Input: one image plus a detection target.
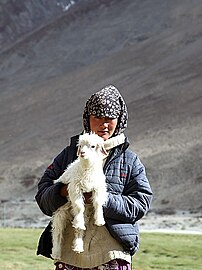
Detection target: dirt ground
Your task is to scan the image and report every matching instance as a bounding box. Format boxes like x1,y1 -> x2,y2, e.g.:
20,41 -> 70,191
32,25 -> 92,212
0,200 -> 201,234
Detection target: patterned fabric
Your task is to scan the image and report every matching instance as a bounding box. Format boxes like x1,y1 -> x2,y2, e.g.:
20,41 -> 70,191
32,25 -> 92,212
83,85 -> 128,136
55,259 -> 131,270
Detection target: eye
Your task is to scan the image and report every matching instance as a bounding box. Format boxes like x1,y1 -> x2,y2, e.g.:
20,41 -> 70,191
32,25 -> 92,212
91,145 -> 95,148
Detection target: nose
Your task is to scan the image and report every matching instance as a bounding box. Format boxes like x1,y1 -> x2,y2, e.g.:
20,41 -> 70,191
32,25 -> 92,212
102,122 -> 108,127
100,118 -> 109,127
80,151 -> 85,157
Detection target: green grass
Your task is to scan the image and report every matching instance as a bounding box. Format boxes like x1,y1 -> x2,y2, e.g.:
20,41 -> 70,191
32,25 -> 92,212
0,228 -> 52,270
0,228 -> 201,270
135,232 -> 202,270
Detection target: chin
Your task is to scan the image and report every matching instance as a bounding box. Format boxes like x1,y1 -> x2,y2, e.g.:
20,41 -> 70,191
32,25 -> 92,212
100,134 -> 109,141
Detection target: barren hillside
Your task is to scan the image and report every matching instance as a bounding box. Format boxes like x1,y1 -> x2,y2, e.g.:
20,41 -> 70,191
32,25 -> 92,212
0,0 -> 202,226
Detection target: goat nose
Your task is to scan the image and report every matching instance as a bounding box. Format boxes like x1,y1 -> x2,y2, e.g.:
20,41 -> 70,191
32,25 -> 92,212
80,151 -> 85,157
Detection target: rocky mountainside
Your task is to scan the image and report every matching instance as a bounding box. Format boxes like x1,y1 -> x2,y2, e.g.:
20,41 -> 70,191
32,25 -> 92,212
0,0 -> 80,53
0,0 -> 202,226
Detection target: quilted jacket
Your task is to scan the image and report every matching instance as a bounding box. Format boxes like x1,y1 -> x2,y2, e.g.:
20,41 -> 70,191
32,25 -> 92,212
35,134 -> 153,256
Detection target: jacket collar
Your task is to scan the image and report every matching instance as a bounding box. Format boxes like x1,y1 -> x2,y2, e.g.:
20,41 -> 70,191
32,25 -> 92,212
103,136 -> 129,171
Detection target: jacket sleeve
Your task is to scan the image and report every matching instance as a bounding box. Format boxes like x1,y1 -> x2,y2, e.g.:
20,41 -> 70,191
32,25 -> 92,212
103,154 -> 152,224
35,149 -> 68,217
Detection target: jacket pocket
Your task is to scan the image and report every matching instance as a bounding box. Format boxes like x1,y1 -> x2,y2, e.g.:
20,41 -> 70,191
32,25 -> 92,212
105,218 -> 140,255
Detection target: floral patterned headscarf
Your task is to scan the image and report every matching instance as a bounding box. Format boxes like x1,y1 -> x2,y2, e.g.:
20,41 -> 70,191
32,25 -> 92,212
83,85 -> 128,136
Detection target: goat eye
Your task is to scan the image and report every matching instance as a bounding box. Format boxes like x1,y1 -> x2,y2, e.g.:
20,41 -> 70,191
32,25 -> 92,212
91,145 -> 95,148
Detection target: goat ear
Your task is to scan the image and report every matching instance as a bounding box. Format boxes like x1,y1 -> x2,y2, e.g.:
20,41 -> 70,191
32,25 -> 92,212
101,145 -> 108,156
77,146 -> 80,156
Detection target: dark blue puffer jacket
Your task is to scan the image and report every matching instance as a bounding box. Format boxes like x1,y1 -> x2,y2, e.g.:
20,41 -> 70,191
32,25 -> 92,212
35,134 -> 153,257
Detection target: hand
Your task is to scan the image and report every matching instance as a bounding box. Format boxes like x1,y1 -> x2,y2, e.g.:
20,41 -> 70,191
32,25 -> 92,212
83,192 -> 92,204
60,184 -> 68,197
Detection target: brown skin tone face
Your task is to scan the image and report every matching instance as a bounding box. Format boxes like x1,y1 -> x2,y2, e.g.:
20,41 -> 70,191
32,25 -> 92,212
89,115 -> 118,141
60,115 -> 118,202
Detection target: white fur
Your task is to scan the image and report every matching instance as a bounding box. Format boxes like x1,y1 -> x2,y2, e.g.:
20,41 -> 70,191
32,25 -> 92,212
52,133 -> 107,255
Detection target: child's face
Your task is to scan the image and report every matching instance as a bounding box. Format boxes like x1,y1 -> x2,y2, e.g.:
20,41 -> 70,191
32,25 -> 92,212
89,115 -> 118,141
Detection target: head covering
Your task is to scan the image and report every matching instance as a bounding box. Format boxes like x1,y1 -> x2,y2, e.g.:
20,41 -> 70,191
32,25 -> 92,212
83,85 -> 128,136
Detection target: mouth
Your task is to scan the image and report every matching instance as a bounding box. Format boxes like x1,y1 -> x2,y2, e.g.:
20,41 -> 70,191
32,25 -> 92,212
79,152 -> 86,158
98,130 -> 109,134
80,154 -> 87,159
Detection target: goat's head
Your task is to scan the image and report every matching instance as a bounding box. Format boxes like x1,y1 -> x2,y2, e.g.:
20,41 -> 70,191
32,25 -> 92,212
77,133 -> 107,161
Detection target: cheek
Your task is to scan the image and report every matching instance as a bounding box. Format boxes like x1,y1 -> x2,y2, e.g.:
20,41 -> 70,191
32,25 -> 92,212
90,120 -> 98,131
111,126 -> 116,133
110,122 -> 118,131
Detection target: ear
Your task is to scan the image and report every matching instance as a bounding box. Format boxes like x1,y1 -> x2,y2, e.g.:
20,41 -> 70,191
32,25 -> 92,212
101,145 -> 108,156
77,146 -> 81,156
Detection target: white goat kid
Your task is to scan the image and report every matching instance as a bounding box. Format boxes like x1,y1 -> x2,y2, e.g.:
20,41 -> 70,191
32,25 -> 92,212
52,133 -> 107,254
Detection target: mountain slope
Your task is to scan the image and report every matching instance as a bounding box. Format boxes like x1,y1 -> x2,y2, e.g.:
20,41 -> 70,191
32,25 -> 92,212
0,0 -> 202,216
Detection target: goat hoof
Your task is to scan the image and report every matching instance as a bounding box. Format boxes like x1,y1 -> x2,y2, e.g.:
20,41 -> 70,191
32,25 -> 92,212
95,219 -> 105,226
73,248 -> 84,253
73,240 -> 84,253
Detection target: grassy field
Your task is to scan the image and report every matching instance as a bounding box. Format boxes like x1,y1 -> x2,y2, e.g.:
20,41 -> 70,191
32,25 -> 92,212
0,228 -> 201,270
